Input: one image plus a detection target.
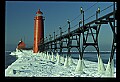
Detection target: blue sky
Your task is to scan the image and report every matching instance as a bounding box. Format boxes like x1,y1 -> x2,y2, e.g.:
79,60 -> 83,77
5,1 -> 116,51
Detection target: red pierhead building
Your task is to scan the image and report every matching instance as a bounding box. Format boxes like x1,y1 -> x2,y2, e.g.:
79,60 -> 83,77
17,39 -> 26,49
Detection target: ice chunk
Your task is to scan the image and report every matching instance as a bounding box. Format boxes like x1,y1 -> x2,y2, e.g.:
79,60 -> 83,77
64,56 -> 69,67
75,59 -> 84,73
51,52 -> 54,62
68,56 -> 75,65
56,53 -> 60,65
105,58 -> 114,77
97,55 -> 105,74
60,56 -> 65,64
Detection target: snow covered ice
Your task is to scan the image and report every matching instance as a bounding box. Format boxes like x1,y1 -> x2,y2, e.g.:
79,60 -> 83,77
5,50 -> 116,77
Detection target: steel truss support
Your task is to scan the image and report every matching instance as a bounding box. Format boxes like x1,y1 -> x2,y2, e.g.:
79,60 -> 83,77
81,24 -> 101,59
66,27 -> 81,58
108,2 -> 117,63
108,18 -> 117,63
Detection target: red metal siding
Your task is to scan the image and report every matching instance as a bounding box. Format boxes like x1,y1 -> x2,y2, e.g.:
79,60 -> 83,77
17,41 -> 26,49
33,9 -> 44,53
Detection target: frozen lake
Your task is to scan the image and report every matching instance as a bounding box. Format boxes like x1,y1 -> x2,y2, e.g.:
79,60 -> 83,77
5,50 -> 116,77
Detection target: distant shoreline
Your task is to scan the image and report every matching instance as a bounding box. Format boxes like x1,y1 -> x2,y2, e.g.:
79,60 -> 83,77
5,50 -> 115,54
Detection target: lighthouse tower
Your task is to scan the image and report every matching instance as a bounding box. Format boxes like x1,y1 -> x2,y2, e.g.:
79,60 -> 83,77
33,9 -> 44,53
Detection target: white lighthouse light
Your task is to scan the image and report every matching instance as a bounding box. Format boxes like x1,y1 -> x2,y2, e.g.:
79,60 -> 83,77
36,13 -> 42,16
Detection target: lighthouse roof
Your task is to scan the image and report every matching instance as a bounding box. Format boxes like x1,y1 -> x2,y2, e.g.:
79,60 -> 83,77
36,9 -> 43,15
18,40 -> 25,46
17,40 -> 26,49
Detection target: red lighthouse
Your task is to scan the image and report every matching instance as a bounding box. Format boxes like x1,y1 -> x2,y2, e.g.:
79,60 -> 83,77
33,9 -> 44,53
